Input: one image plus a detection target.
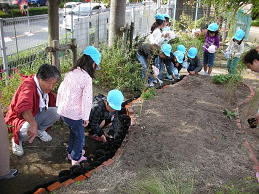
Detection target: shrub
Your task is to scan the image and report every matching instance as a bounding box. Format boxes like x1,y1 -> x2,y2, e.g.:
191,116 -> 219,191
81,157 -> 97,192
212,74 -> 243,85
251,20 -> 259,27
95,41 -> 144,94
0,73 -> 21,112
0,7 -> 48,18
141,87 -> 156,100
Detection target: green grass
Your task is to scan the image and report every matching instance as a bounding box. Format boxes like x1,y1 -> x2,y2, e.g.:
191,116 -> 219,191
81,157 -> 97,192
141,87 -> 156,100
0,7 -> 48,18
128,168 -> 194,194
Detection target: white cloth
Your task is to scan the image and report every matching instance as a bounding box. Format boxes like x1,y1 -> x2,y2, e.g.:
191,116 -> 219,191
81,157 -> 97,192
147,28 -> 165,45
226,40 -> 244,58
34,76 -> 49,111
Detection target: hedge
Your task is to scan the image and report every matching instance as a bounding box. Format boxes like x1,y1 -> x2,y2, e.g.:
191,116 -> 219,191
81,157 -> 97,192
0,7 -> 48,18
251,20 -> 259,27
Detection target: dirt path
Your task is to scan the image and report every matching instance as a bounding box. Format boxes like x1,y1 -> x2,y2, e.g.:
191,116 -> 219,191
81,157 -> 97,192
57,75 -> 259,194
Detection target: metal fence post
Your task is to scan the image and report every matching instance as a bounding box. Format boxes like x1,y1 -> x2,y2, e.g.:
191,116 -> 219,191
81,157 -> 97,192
0,18 -> 9,79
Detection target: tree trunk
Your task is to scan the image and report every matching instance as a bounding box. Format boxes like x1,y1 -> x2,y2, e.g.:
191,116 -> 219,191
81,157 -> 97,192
108,0 -> 126,46
48,0 -> 60,68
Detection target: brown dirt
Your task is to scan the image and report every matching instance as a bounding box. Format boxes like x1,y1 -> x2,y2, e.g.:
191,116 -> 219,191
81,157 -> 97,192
57,75 -> 259,194
1,74 -> 259,194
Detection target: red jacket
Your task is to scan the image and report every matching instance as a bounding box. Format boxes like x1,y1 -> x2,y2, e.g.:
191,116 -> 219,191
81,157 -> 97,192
4,75 -> 56,144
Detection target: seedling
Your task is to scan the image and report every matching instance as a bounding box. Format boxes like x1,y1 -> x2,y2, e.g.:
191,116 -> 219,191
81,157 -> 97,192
223,108 -> 237,119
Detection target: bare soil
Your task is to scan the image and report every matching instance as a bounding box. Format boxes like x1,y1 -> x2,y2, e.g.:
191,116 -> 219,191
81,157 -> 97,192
1,74 -> 259,194
57,75 -> 259,194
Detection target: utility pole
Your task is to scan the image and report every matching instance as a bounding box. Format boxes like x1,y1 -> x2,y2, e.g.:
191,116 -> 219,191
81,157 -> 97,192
48,0 -> 60,68
108,0 -> 126,46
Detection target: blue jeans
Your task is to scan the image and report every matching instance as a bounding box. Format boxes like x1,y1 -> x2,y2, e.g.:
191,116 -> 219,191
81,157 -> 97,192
63,117 -> 85,161
136,53 -> 148,78
203,51 -> 215,67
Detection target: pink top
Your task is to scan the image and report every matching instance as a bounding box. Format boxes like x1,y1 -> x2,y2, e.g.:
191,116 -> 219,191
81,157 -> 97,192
56,67 -> 93,121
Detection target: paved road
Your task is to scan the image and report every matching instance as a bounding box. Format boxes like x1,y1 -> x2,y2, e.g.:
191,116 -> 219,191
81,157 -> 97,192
1,3 -> 146,56
248,26 -> 259,43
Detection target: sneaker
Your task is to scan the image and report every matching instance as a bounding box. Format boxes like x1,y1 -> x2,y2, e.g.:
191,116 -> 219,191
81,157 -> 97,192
71,156 -> 87,166
153,79 -> 158,84
0,169 -> 18,180
12,138 -> 24,156
38,130 -> 52,142
67,150 -> 86,161
148,82 -> 154,87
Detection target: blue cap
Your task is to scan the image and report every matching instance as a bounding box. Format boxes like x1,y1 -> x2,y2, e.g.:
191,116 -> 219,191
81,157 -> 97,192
173,51 -> 184,63
161,43 -> 172,57
187,47 -> 198,59
177,45 -> 186,53
207,23 -> 219,32
155,14 -> 165,21
83,46 -> 101,67
233,29 -> 245,41
107,89 -> 124,111
163,14 -> 170,19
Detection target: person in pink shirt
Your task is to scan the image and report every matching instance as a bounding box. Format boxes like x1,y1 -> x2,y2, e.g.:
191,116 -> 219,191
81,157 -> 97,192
56,46 -> 101,165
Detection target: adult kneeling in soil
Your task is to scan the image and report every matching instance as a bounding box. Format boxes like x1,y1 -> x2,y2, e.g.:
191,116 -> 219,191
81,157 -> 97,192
5,64 -> 61,156
57,46 -> 101,165
88,89 -> 124,143
243,47 -> 259,126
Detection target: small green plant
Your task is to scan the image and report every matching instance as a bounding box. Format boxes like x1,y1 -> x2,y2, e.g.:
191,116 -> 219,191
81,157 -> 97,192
223,108 -> 237,119
141,87 -> 156,100
212,74 -> 242,85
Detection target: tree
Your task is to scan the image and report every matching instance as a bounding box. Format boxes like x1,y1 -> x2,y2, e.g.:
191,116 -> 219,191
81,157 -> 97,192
108,0 -> 126,46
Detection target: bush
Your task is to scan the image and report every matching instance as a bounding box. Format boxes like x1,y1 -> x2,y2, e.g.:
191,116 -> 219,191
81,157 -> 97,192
0,7 -> 48,18
212,74 -> 243,84
251,20 -> 259,27
95,41 -> 144,94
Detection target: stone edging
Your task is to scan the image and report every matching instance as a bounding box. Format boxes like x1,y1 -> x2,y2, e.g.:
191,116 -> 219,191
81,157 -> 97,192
33,76 -> 190,194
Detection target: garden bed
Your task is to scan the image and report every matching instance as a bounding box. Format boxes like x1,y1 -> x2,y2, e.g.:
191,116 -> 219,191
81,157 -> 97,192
57,75 -> 259,193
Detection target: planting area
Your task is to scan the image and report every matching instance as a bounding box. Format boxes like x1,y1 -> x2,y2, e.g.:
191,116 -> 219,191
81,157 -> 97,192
1,74 -> 259,193
57,75 -> 259,193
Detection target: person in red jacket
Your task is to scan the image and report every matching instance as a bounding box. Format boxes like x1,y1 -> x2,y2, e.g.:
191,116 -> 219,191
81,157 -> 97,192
5,64 -> 61,156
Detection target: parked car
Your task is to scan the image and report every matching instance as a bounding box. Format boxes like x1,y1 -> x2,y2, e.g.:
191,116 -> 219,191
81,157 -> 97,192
142,0 -> 155,6
63,2 -> 81,14
63,2 -> 106,30
27,0 -> 47,7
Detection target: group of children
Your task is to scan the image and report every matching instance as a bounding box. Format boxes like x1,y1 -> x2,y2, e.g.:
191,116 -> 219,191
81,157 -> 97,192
56,46 -> 124,165
137,13 -> 247,86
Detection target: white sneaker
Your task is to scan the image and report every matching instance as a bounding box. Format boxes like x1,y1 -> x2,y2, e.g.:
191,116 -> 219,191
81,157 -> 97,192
12,138 -> 24,156
38,130 -> 52,142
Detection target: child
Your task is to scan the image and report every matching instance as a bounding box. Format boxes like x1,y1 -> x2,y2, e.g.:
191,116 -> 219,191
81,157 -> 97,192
57,46 -> 101,165
225,29 -> 245,74
176,44 -> 186,54
88,89 -> 124,142
148,14 -> 169,45
149,43 -> 172,86
136,43 -> 159,79
203,23 -> 220,75
186,47 -> 202,75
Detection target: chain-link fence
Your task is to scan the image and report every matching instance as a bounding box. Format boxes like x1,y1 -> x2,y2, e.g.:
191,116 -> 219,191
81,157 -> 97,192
0,2 -> 252,76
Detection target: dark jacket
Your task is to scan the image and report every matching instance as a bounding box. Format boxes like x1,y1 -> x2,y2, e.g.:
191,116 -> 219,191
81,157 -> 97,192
88,95 -> 115,136
187,56 -> 202,72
